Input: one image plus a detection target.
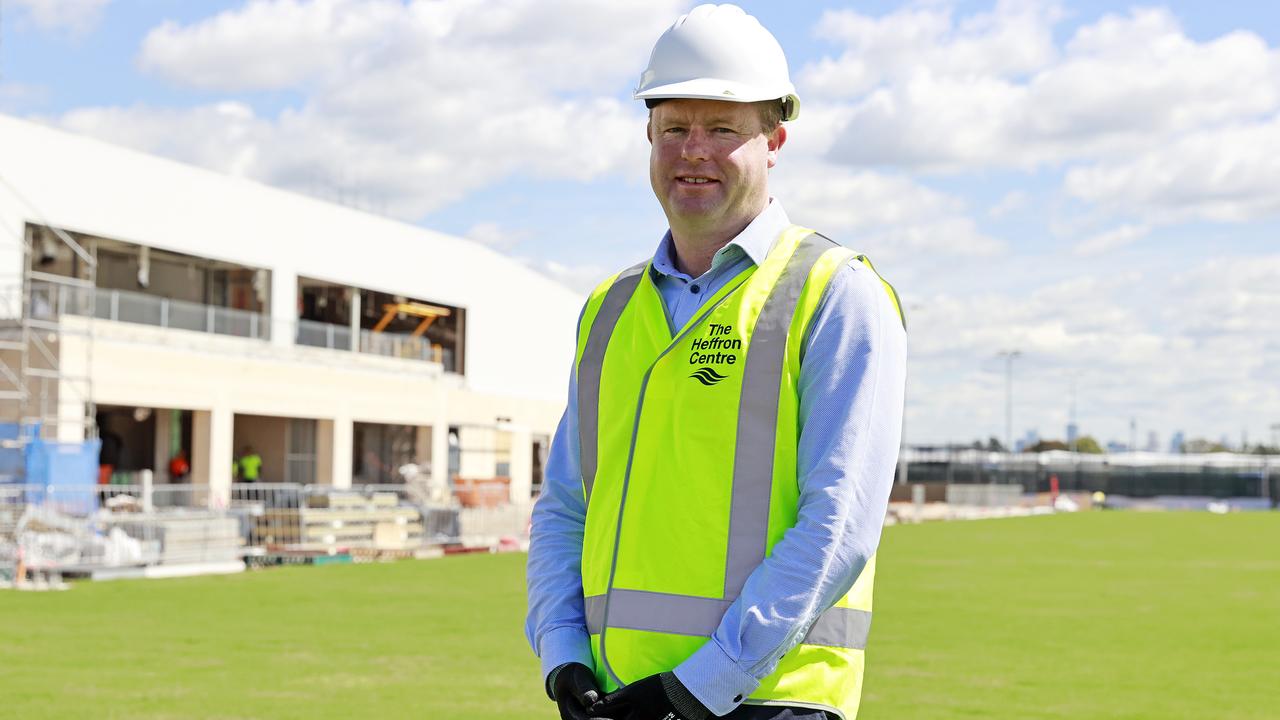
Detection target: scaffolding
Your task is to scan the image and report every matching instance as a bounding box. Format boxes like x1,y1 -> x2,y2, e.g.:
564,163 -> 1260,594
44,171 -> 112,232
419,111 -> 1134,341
0,180 -> 97,463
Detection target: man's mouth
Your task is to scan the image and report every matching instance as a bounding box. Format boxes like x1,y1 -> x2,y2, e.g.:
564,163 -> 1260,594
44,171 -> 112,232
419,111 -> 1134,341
677,176 -> 718,185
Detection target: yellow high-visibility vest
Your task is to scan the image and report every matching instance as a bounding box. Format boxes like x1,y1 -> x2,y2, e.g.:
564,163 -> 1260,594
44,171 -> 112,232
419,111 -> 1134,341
574,225 -> 903,718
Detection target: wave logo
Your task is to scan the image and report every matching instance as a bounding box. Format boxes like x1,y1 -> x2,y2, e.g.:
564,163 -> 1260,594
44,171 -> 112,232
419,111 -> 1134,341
688,367 -> 729,386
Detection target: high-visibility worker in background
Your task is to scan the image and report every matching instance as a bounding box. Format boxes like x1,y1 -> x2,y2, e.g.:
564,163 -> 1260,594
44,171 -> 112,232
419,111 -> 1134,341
525,5 -> 907,720
237,446 -> 262,483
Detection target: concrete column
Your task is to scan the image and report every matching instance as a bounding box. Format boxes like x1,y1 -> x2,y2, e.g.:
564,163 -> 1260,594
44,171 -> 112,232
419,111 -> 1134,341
458,426 -> 497,478
153,408 -> 171,480
507,425 -> 533,504
55,394 -> 86,443
415,425 -> 433,479
316,418 -> 334,485
349,288 -> 361,352
191,407 -> 233,508
330,415 -> 353,489
431,422 -> 450,490
271,267 -> 297,350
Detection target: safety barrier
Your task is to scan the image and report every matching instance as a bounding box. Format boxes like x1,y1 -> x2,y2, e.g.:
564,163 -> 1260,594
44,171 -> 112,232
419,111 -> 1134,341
0,481 -> 531,584
900,448 -> 1276,500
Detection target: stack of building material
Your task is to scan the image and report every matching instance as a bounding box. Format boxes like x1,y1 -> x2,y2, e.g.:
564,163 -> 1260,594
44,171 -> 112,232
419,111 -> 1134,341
254,491 -> 424,551
108,512 -> 241,565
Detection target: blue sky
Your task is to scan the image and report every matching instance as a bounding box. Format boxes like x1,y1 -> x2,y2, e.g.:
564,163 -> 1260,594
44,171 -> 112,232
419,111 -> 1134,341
2,0 -> 1278,448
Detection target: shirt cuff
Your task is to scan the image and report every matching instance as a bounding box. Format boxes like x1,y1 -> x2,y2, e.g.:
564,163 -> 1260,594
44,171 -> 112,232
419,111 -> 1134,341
538,625 -> 595,687
673,638 -> 761,717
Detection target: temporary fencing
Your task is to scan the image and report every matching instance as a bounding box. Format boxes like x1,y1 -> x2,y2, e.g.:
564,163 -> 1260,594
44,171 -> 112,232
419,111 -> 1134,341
0,480 -> 531,584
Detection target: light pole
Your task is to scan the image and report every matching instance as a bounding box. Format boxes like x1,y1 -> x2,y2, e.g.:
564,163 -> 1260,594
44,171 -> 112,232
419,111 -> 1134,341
1069,374 -> 1079,453
997,350 -> 1021,455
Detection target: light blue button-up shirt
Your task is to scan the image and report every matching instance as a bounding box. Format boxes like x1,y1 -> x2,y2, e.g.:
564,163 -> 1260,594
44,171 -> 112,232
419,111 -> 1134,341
525,199 -> 908,716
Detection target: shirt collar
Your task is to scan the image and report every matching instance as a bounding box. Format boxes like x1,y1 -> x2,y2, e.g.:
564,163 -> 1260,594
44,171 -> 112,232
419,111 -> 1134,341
650,198 -> 792,281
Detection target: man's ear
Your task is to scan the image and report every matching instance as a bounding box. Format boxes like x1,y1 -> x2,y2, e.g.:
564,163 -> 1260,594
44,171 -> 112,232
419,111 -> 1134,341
646,118 -> 653,145
766,125 -> 787,168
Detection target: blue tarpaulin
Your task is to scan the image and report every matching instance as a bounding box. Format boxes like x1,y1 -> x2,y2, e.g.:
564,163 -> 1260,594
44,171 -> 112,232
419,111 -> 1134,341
23,434 -> 102,514
0,422 -> 22,481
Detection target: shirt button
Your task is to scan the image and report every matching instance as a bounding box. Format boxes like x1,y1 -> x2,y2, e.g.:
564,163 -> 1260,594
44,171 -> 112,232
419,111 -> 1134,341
689,284 -> 701,294
733,694 -> 743,702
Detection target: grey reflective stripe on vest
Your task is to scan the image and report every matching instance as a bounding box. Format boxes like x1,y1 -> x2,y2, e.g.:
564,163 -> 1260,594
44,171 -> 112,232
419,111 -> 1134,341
587,590 -> 731,637
723,233 -> 838,598
577,260 -> 647,502
585,592 -> 871,650
804,605 -> 873,649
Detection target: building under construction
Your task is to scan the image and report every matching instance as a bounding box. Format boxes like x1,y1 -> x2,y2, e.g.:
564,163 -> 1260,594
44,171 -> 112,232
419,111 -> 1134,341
0,113 -> 581,508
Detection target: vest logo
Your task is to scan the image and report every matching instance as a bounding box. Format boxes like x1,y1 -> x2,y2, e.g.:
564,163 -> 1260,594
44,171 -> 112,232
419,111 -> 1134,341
689,367 -> 728,386
689,322 -> 741,369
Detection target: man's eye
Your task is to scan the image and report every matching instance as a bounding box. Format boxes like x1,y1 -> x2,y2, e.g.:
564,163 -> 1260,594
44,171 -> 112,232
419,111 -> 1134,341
715,127 -> 736,134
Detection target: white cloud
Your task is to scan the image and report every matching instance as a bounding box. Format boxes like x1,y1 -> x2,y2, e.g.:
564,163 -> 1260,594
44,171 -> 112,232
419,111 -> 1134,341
988,190 -> 1028,219
465,222 -> 527,252
523,259 -> 604,295
1072,223 -> 1149,256
773,162 -> 1004,258
138,0 -> 679,94
138,0 -> 406,91
1165,256 -> 1280,340
1064,116 -> 1280,223
0,83 -> 49,113
904,254 -> 1280,444
10,0 -> 110,34
803,0 -> 1062,99
811,4 -> 1280,176
59,102 -> 271,179
59,0 -> 684,220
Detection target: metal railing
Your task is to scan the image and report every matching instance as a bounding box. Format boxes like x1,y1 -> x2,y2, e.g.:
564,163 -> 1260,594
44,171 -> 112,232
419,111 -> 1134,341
1,481 -> 529,583
360,328 -> 452,365
23,282 -> 459,370
29,282 -> 271,341
295,317 -> 352,350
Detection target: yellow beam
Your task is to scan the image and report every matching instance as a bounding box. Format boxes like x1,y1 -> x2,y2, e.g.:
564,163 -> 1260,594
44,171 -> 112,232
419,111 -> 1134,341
371,302 -> 451,334
410,316 -> 437,339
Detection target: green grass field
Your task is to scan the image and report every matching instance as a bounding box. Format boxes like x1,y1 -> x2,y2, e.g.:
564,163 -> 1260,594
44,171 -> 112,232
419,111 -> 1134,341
2,512 -> 1277,719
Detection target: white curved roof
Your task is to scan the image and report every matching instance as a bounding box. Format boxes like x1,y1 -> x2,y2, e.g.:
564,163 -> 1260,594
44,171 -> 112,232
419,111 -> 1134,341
0,113 -> 584,403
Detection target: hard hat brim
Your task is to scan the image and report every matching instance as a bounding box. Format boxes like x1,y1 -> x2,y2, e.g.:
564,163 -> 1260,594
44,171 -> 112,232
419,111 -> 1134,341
635,78 -> 800,121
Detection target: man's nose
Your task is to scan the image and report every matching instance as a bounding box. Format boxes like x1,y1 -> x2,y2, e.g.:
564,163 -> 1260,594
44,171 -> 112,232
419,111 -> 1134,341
680,128 -> 712,162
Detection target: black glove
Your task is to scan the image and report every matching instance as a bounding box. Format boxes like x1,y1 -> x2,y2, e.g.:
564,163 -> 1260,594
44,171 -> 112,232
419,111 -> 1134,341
549,662 -> 602,720
590,672 -> 710,720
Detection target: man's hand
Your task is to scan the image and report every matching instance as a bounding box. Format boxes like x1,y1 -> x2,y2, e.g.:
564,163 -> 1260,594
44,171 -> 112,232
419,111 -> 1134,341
589,672 -> 710,720
550,662 -> 602,720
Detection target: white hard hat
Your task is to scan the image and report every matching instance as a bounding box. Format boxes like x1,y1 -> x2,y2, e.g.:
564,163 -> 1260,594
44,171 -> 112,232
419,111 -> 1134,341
635,4 -> 800,121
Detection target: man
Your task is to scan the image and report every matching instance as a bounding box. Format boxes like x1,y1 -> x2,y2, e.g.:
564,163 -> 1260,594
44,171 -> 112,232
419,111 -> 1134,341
526,5 -> 906,719
237,446 -> 262,483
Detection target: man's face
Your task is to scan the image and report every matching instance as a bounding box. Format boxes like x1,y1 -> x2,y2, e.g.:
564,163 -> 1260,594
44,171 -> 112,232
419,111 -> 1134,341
648,99 -> 785,237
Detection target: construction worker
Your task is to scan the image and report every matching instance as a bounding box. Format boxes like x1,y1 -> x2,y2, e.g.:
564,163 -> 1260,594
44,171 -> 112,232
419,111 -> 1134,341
526,5 -> 906,720
237,446 -> 262,483
168,449 -> 190,481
